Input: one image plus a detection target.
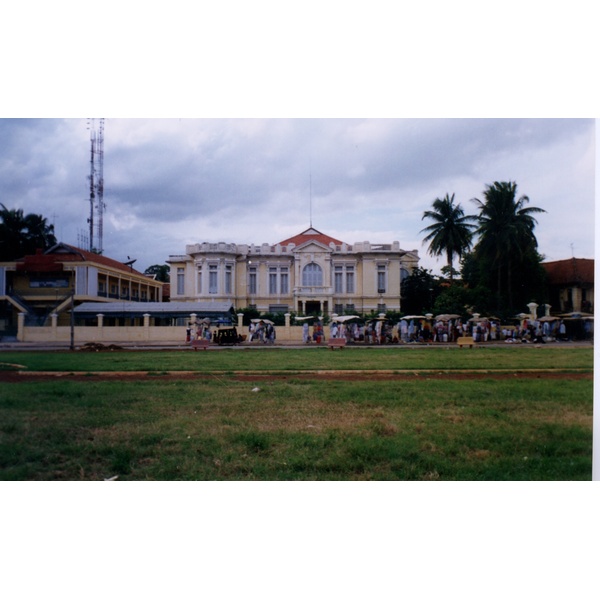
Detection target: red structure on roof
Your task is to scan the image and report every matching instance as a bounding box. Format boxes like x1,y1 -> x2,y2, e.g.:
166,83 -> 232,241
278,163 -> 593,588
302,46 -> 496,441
277,227 -> 345,248
15,243 -> 148,277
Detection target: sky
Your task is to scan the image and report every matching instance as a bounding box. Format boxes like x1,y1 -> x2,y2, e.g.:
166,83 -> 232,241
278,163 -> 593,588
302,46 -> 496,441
0,117 -> 594,275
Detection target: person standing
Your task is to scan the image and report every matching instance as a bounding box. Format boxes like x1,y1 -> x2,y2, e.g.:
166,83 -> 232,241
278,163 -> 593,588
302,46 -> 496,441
559,320 -> 567,340
302,321 -> 310,344
303,321 -> 310,343
408,320 -> 415,342
331,321 -> 339,339
399,319 -> 408,343
265,322 -> 275,344
257,320 -> 265,343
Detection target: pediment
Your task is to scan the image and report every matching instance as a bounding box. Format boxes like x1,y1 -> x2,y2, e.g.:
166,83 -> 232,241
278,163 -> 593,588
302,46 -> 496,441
292,240 -> 333,253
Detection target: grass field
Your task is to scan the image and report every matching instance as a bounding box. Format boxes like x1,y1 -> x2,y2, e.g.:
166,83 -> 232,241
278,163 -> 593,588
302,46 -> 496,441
0,344 -> 593,373
0,346 -> 593,481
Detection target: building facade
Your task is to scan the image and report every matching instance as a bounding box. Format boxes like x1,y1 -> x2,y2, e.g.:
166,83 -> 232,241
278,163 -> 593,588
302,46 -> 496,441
167,228 -> 419,315
0,243 -> 164,336
543,257 -> 594,314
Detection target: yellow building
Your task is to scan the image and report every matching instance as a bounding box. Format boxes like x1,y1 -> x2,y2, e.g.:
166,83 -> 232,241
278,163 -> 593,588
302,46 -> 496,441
167,228 -> 419,315
0,243 -> 164,336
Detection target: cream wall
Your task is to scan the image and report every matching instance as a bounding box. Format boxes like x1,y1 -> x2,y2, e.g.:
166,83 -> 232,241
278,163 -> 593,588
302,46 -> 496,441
168,236 -> 419,314
19,319 -> 315,345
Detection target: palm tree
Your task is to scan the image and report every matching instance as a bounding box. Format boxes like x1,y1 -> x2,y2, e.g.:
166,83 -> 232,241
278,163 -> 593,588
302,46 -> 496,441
420,193 -> 477,281
0,204 -> 57,260
23,212 -> 57,253
471,181 -> 545,308
0,205 -> 27,260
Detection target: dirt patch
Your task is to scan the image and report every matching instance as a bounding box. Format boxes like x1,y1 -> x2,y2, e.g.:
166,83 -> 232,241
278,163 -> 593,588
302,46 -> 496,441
0,370 -> 592,383
78,342 -> 125,352
233,371 -> 592,382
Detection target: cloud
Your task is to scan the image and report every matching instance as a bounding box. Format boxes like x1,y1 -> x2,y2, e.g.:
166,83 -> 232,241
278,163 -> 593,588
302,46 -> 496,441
0,118 -> 594,274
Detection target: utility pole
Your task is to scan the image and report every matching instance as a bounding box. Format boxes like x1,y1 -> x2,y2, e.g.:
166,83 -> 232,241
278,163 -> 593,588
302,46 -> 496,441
70,292 -> 75,351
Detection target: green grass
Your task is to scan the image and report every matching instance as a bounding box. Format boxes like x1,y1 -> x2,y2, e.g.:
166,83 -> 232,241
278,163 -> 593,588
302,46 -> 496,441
0,375 -> 592,481
0,345 -> 593,373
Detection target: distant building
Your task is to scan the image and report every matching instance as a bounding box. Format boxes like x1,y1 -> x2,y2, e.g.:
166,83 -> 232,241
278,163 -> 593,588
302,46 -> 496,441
167,227 -> 419,315
543,257 -> 594,313
0,243 -> 164,336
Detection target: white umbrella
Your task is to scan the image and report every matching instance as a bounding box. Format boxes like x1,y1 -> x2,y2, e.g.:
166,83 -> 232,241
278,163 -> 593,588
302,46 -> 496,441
331,315 -> 361,323
251,318 -> 274,325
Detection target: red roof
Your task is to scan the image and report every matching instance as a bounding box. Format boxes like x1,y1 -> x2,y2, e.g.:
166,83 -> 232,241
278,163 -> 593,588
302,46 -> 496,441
16,244 -> 150,279
277,228 -> 345,248
543,258 -> 594,285
16,249 -> 64,272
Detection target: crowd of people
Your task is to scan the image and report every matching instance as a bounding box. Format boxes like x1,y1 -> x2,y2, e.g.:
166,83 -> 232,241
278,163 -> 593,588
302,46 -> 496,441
300,315 -> 590,345
247,320 -> 276,344
186,314 -> 592,346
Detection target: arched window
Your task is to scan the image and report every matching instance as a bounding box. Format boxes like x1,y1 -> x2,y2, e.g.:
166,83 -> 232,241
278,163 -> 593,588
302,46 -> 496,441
302,263 -> 323,287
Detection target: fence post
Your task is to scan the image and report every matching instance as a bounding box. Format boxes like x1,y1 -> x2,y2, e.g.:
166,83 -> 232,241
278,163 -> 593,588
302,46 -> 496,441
284,312 -> 291,342
17,312 -> 25,342
51,313 -> 58,341
97,314 -> 104,342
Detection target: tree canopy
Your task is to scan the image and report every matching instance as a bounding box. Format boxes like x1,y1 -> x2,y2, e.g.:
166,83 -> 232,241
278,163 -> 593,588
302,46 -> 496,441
401,266 -> 441,315
0,204 -> 57,261
470,181 -> 547,311
416,182 -> 548,317
144,264 -> 170,283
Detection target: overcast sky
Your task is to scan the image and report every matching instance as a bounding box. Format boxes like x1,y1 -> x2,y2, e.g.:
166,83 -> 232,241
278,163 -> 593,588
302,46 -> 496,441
0,118 -> 594,274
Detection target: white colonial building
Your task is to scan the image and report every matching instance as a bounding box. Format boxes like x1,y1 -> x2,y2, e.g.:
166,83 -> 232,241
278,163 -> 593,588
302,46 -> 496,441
167,228 -> 419,315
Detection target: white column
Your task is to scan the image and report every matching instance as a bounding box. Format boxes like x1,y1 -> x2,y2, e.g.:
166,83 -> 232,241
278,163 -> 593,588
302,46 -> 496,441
143,313 -> 151,340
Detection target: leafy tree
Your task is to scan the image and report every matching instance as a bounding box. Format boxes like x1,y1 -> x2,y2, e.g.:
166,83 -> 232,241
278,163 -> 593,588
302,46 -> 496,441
0,204 -> 57,260
471,181 -> 546,311
440,264 -> 460,281
144,264 -> 170,282
432,284 -> 471,318
239,307 -> 260,326
459,251 -> 494,314
421,193 -> 477,281
401,267 -> 441,315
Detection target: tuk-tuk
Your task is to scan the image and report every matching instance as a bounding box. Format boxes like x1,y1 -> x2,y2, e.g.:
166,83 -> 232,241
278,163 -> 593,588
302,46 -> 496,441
214,326 -> 240,345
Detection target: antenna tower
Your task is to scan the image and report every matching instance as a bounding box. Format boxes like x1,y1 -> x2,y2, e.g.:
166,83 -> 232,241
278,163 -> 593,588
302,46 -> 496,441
87,118 -> 106,253
309,171 -> 312,228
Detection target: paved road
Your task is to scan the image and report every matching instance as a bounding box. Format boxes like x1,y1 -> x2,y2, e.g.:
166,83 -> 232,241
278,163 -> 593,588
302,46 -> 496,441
0,339 -> 594,352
